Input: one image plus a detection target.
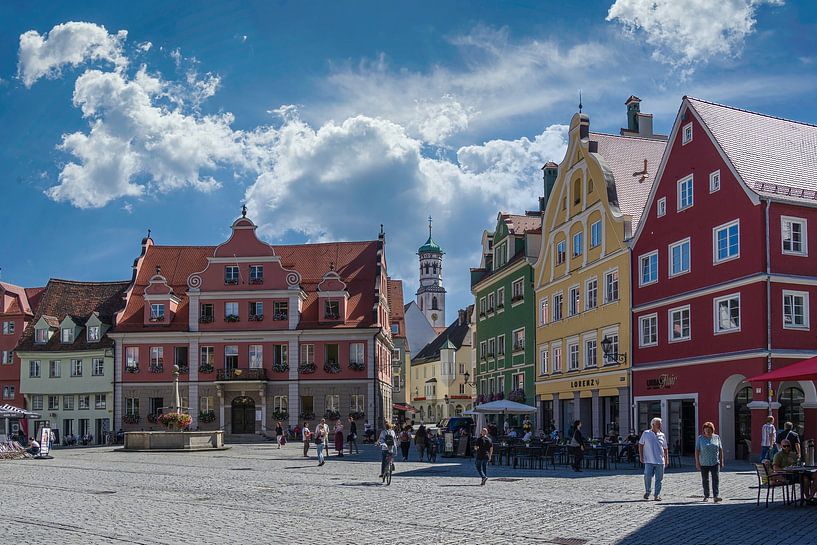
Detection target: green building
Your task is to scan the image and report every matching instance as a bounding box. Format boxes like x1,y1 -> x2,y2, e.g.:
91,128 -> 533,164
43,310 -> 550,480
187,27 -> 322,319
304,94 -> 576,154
470,211 -> 543,423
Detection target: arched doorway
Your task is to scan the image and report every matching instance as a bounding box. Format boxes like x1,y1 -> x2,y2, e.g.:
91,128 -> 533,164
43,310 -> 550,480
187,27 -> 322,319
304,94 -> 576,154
778,385 -> 805,435
734,386 -> 752,460
231,396 -> 256,434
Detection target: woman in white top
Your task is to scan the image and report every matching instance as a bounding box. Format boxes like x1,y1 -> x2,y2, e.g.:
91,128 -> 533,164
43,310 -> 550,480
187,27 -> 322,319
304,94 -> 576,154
302,422 -> 311,457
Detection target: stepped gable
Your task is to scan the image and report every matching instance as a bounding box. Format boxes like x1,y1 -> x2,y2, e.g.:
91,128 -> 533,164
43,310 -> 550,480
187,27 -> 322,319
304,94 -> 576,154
687,96 -> 817,204
590,132 -> 667,232
16,279 -> 129,351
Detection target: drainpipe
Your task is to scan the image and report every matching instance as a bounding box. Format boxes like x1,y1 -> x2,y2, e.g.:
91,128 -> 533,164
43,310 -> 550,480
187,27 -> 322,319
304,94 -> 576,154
764,198 -> 773,415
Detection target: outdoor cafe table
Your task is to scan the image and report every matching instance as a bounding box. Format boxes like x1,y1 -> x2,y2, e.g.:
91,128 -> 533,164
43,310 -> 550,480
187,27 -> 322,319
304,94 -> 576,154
783,466 -> 817,506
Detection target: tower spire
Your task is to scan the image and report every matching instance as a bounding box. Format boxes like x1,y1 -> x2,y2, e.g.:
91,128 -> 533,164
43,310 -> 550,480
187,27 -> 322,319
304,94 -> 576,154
428,215 -> 432,238
579,90 -> 583,113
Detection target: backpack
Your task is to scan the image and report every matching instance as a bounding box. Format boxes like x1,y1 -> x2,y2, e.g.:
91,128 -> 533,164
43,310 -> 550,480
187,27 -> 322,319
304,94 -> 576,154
384,432 -> 395,447
400,431 -> 410,442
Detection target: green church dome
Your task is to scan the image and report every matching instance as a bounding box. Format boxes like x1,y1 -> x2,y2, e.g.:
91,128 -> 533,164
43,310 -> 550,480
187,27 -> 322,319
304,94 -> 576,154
418,235 -> 443,254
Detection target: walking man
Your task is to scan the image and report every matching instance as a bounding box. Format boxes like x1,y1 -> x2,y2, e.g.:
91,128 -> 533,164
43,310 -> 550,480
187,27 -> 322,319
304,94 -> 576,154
347,416 -> 359,455
760,416 -> 776,462
639,417 -> 669,501
475,428 -> 493,486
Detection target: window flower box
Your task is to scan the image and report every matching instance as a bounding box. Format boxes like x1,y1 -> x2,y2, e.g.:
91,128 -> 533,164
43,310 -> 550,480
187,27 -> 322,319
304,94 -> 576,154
299,411 -> 315,420
224,315 -> 240,323
178,364 -> 189,374
248,314 -> 264,322
323,360 -> 341,374
348,360 -> 365,371
273,361 -> 289,373
508,389 -> 526,403
149,315 -> 164,322
476,394 -> 486,404
511,295 -> 524,303
298,362 -> 316,374
198,410 -> 216,423
324,409 -> 341,420
149,364 -> 164,374
123,413 -> 140,424
224,279 -> 239,285
249,278 -> 264,285
271,410 -> 289,421
324,312 -> 340,320
273,312 -> 288,321
198,363 -> 215,374
125,365 -> 140,374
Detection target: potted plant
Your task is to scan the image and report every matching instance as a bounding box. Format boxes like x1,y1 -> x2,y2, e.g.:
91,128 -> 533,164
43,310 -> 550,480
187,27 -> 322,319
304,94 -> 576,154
299,411 -> 315,420
324,409 -> 341,421
125,366 -> 140,374
298,361 -> 316,374
198,410 -> 216,423
199,363 -> 215,374
224,314 -> 240,323
271,410 -> 289,421
158,412 -> 192,431
348,360 -> 365,371
323,360 -> 341,374
273,360 -> 289,373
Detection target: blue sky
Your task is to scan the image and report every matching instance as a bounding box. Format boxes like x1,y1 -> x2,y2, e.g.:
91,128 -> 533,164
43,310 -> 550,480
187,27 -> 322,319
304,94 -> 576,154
1,0 -> 815,319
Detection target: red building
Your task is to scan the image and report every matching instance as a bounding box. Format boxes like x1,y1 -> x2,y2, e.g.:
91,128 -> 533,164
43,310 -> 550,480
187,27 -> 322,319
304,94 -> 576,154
0,282 -> 44,408
110,212 -> 397,435
631,97 -> 817,460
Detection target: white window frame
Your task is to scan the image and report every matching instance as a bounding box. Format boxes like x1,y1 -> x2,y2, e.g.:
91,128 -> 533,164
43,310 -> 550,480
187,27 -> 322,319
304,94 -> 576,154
556,240 -> 566,265
497,287 -> 505,310
584,335 -> 598,369
572,231 -> 583,257
709,170 -> 720,193
713,293 -> 741,334
568,285 -> 580,316
601,328 -> 620,365
657,197 -> 666,218
150,303 -> 165,321
539,344 -> 549,375
603,269 -> 619,303
713,219 -> 740,264
87,325 -> 100,342
249,345 -> 263,368
639,251 -> 658,287
92,358 -> 104,376
30,360 -> 41,378
95,394 -> 107,409
487,292 -> 495,312
781,216 -> 808,257
225,302 -> 239,318
49,360 -> 61,378
539,298 -> 548,326
1,321 -> 14,335
479,297 -> 486,317
35,328 -> 48,344
71,359 -> 82,377
61,328 -> 73,343
567,341 -> 579,371
682,122 -> 693,145
677,174 -> 694,211
497,334 -> 505,356
590,220 -> 602,248
512,327 -> 525,352
783,290 -> 810,330
511,277 -> 525,302
480,340 -> 487,360
64,395 -> 75,410
585,277 -> 598,310
126,346 -> 139,368
639,313 -> 658,348
487,337 -> 496,358
668,305 -> 692,342
669,238 -> 691,277
350,342 -> 365,365
552,292 -> 563,321
552,342 -> 562,373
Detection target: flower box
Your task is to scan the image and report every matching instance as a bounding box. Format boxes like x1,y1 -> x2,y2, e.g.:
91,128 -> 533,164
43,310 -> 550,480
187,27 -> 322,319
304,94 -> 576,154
149,364 -> 164,374
299,411 -> 315,420
272,361 -> 289,373
323,361 -> 341,374
349,411 -> 365,420
199,315 -> 214,324
249,278 -> 264,285
298,362 -> 316,374
224,315 -> 240,323
248,314 -> 264,322
348,361 -> 365,371
324,313 -> 340,320
511,295 -> 524,303
147,413 -> 159,424
148,315 -> 164,322
198,410 -> 216,423
324,409 -> 341,421
224,279 -> 239,285
508,389 -> 526,403
123,413 -> 140,424
199,364 -> 215,374
125,365 -> 140,374
178,364 -> 189,374
271,410 -> 289,421
273,312 -> 288,321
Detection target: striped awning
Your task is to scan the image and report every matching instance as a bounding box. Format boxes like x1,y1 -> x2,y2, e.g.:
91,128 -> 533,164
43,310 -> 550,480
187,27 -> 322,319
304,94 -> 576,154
0,404 -> 40,419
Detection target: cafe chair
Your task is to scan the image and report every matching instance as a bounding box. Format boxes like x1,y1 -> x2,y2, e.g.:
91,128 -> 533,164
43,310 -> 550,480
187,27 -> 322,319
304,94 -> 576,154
754,462 -> 791,507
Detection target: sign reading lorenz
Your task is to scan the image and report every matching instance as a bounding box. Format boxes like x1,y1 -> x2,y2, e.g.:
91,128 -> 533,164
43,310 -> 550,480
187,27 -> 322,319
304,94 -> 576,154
646,374 -> 678,390
570,378 -> 600,389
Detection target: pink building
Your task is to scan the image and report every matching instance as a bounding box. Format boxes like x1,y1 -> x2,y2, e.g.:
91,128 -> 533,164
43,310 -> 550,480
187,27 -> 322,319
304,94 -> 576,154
1,282 -> 44,408
632,97 -> 817,460
110,212 -> 397,435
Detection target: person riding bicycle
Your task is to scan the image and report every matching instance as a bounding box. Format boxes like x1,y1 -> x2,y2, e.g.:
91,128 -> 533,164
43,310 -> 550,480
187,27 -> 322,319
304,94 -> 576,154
426,431 -> 438,462
376,422 -> 398,478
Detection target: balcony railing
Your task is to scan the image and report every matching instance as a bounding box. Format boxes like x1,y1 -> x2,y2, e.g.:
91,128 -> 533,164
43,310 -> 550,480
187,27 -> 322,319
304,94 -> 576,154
216,368 -> 268,381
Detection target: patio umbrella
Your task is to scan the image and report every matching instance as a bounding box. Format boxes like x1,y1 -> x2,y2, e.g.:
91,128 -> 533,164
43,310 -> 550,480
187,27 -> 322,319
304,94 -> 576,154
473,399 -> 537,415
745,355 -> 817,382
0,404 -> 40,419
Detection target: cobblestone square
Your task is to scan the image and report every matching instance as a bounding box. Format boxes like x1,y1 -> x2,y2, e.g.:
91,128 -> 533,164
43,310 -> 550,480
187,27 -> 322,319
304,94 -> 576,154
1,443 -> 815,544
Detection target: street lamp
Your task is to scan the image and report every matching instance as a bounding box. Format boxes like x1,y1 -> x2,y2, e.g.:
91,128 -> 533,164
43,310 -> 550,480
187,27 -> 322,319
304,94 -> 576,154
463,371 -> 475,387
601,336 -> 626,364
444,394 -> 450,405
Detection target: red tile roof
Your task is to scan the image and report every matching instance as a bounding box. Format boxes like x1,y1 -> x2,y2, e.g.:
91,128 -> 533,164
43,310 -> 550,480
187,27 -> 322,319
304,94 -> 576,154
688,97 -> 817,204
1,281 -> 41,316
500,213 -> 542,235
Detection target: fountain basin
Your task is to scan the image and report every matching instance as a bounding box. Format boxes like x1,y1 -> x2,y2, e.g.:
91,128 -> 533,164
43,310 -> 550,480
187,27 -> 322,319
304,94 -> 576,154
121,430 -> 228,452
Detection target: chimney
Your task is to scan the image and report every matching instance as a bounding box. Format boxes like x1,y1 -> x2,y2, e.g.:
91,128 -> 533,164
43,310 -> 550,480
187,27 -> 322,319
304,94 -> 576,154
540,162 -> 558,210
625,96 -> 641,132
621,96 -> 667,141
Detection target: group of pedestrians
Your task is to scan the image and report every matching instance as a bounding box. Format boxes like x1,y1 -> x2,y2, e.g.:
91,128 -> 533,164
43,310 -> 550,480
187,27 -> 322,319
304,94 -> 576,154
295,416 -> 361,467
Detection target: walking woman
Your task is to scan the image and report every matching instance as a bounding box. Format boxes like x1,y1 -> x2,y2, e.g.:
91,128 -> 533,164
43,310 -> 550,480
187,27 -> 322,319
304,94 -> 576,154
570,420 -> 585,472
347,416 -> 359,455
302,422 -> 311,457
399,425 -> 412,461
334,420 -> 345,457
275,421 -> 285,449
695,421 -> 724,502
314,418 -> 327,466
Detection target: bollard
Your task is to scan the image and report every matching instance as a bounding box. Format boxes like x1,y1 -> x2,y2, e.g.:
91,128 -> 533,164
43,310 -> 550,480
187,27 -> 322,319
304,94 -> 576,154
805,439 -> 815,466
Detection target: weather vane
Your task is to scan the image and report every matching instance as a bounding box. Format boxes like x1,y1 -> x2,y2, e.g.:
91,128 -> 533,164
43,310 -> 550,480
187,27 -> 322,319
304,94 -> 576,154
241,204 -> 247,218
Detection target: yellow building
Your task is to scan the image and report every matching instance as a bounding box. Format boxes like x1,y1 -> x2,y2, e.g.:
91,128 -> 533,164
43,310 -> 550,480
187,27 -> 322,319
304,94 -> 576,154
534,98 -> 666,439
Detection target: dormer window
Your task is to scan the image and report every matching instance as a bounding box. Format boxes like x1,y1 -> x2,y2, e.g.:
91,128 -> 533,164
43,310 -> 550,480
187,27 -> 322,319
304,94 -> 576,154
61,328 -> 74,343
225,266 -> 239,285
87,326 -> 100,342
150,304 -> 165,322
324,301 -> 340,320
249,265 -> 264,284
35,328 -> 49,344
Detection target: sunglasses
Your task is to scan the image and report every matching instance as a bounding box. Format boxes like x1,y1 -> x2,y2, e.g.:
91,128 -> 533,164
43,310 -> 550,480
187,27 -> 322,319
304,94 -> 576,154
782,445 -> 791,449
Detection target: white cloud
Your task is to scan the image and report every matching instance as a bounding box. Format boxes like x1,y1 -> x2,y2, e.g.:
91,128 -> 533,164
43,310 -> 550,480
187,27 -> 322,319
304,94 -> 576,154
607,0 -> 783,71
17,21 -> 128,87
137,41 -> 152,52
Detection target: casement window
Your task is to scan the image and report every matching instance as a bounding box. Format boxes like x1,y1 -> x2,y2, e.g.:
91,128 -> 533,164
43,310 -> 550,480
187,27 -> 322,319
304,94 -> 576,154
552,344 -> 562,373
657,197 -> 666,217
300,344 -> 315,365
249,345 -> 263,368
87,325 -> 100,342
584,338 -> 597,368
497,334 -> 505,356
669,306 -> 691,342
325,344 -> 339,365
539,298 -> 548,325
513,373 -> 524,392
640,251 -> 658,286
568,285 -> 580,316
224,266 -> 239,284
783,290 -> 809,329
95,394 -> 107,409
782,217 -> 807,256
487,338 -> 496,357
713,220 -> 740,263
604,270 -> 619,303
225,302 -> 239,320
249,301 -> 264,320
682,122 -> 693,145
350,342 -> 364,365
573,232 -> 583,257
714,294 -> 741,333
35,328 -> 49,343
2,386 -> 15,400
480,341 -> 487,360
49,360 -> 61,378
556,240 -> 566,265
1,321 -> 14,335
150,347 -> 164,366
270,301 -> 287,321
32,395 -> 43,411
125,398 -> 139,415
324,300 -> 340,319
639,314 -> 658,347
61,328 -> 73,343
224,346 -> 239,369
48,395 -> 59,410
92,358 -> 104,376
568,343 -> 579,371
590,220 -> 602,248
350,395 -> 364,413
678,175 -> 694,210
512,328 -> 525,352
496,287 -> 505,310
390,323 -> 399,334
249,265 -> 264,283
71,359 -> 83,377
325,394 -> 340,411
1,350 -> 13,364
512,278 -> 524,302
79,395 -> 91,410
487,293 -> 495,312
29,360 -> 41,378
64,395 -> 75,410
494,242 -> 506,268
200,346 -> 215,367
669,239 -> 691,276
539,345 -> 549,374
274,395 -> 288,412
200,303 -> 214,323
709,170 -> 720,193
479,297 -> 486,316
149,304 -> 165,321
149,397 -> 163,415
602,332 -> 620,364
553,293 -> 563,321
126,347 -> 139,369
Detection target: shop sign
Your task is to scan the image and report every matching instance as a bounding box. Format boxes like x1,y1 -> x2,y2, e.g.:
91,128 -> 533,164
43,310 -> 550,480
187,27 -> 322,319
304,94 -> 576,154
646,373 -> 678,390
570,378 -> 600,389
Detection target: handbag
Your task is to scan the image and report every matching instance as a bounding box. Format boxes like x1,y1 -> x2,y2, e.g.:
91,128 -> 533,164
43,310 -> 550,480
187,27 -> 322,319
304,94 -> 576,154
569,433 -> 580,448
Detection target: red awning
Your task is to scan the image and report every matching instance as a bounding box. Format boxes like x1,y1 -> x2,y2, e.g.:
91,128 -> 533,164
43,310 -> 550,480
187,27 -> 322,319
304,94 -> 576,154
392,403 -> 418,413
746,356 -> 817,382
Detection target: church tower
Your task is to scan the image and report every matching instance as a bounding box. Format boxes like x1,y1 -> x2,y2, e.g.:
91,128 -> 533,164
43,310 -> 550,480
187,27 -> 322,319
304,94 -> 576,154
416,216 -> 446,331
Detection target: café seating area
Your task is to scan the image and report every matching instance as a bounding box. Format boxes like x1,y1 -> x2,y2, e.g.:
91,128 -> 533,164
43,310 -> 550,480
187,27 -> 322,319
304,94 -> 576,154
490,437 -> 642,471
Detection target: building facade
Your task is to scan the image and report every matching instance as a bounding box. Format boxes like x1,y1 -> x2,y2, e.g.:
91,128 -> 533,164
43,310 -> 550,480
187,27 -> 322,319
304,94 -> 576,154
534,100 -> 666,438
110,213 -> 397,435
387,279 -> 415,420
15,279 -> 129,443
471,212 -> 541,418
631,97 -> 817,459
1,282 -> 42,411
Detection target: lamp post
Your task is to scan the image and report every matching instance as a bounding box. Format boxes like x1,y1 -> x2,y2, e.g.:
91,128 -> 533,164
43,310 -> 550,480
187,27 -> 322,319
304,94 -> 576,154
601,336 -> 626,364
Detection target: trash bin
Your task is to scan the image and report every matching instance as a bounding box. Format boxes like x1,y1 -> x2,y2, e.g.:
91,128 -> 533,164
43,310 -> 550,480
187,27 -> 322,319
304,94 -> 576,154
805,439 -> 815,466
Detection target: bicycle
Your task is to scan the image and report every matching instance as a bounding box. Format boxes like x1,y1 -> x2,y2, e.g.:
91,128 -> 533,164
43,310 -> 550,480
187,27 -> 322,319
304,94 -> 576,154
382,451 -> 394,485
